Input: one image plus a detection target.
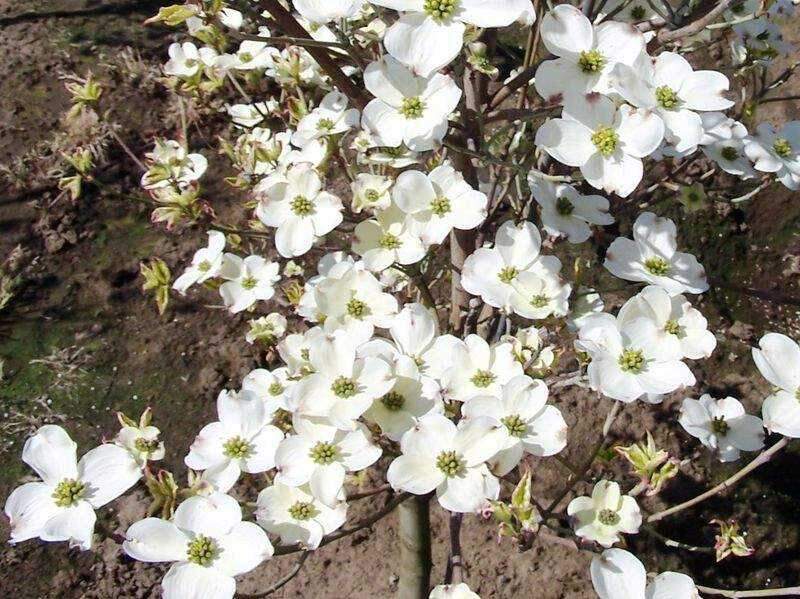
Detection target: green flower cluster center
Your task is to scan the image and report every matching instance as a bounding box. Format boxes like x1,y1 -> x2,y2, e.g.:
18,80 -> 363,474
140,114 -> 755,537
291,194 -> 314,216
530,294 -> 549,309
379,232 -> 402,250
187,535 -> 217,566
317,118 -> 335,131
381,391 -> 406,411
655,85 -> 680,110
664,319 -> 682,336
773,137 -> 793,158
501,414 -> 527,437
198,260 -> 212,272
430,196 -> 452,217
721,146 -> 739,161
619,348 -> 645,373
578,49 -> 606,73
471,369 -> 496,388
134,437 -> 161,454
644,256 -> 670,276
347,297 -> 368,319
436,450 -> 464,477
597,508 -> 621,526
498,266 -> 519,284
591,126 -> 619,156
289,500 -> 318,521
239,52 -> 253,63
556,197 -> 574,216
241,276 -> 258,290
331,375 -> 358,398
711,416 -> 729,436
269,382 -> 284,396
310,441 -> 339,465
223,436 -> 253,459
424,0 -> 458,21
52,478 -> 86,507
630,5 -> 647,19
400,96 -> 425,119
365,189 -> 381,203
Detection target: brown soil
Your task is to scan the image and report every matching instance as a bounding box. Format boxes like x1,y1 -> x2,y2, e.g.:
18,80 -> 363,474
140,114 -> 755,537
0,2 -> 799,598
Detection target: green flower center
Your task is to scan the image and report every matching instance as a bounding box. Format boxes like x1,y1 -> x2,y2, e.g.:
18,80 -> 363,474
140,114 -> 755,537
424,0 -> 458,21
773,137 -> 792,158
269,382 -> 284,396
556,197 -> 574,216
379,232 -> 402,250
655,85 -> 680,110
317,118 -> 335,131
223,436 -> 253,459
471,369 -> 496,388
630,5 -> 646,19
187,535 -> 217,566
721,146 -> 739,161
644,256 -> 670,276
435,450 -> 464,477
591,126 -> 619,156
498,266 -> 519,284
134,437 -> 161,454
711,416 -> 729,436
501,414 -> 527,437
381,391 -> 405,411
346,297 -> 369,319
239,52 -> 253,63
365,189 -> 381,203
52,479 -> 86,507
664,319 -> 682,336
619,348 -> 645,373
578,49 -> 606,73
530,294 -> 549,308
241,276 -> 258,290
430,196 -> 451,216
400,96 -> 425,119
331,376 -> 358,398
310,441 -> 339,465
198,260 -> 212,272
272,408 -> 293,432
291,195 -> 314,216
597,508 -> 621,526
289,500 -> 318,521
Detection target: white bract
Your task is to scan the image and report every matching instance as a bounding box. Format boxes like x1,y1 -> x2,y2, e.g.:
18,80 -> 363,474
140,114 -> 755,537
294,0 -> 364,23
141,139 -> 207,190
293,91 -> 360,148
256,164 -> 344,258
185,390 -> 284,492
752,332 -> 800,438
362,56 -> 461,152
353,204 -> 426,271
173,230 -> 226,294
530,179 -> 614,243
679,395 -> 764,462
535,94 -> 663,197
387,413 -> 505,512
5,425 -> 141,550
567,480 -> 641,547
744,122 -> 800,190
604,212 -> 708,295
123,493 -> 272,599
440,335 -> 523,402
429,582 -> 482,599
218,254 -> 280,313
591,548 -> 699,599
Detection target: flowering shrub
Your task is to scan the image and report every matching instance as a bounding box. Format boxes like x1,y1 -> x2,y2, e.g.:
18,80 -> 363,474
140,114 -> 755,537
6,0 -> 800,597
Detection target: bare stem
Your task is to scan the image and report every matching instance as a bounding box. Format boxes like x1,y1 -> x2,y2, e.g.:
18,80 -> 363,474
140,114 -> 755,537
397,494 -> 433,599
695,585 -> 800,598
238,552 -> 310,598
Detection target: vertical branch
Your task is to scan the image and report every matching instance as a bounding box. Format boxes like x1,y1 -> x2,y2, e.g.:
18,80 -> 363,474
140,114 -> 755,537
397,495 -> 433,599
444,512 -> 464,585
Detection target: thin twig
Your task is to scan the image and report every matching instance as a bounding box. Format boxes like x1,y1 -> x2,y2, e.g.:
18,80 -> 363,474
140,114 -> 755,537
695,585 -> 800,598
444,512 -> 464,585
238,552 -> 310,598
657,0 -> 733,42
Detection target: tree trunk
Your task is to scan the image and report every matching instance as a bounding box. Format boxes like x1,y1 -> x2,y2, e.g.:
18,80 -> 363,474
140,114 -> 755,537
397,494 -> 432,599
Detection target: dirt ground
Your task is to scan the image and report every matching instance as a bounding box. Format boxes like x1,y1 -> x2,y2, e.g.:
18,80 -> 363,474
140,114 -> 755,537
0,2 -> 799,598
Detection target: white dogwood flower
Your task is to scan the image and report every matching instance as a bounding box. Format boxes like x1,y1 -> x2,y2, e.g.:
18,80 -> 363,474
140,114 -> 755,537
255,482 -> 347,549
293,91 -> 360,148
372,0 -> 532,77
244,313 -> 288,346
141,139 -> 207,190
463,375 -> 567,475
701,121 -> 756,178
440,335 -> 523,402
429,582 -> 482,599
241,366 -> 293,413
218,254 -> 280,313
534,5 -> 644,106
387,413 -> 506,513
679,395 -> 764,462
5,425 -> 141,550
744,121 -> 800,190
255,164 -> 344,258
275,417 -> 381,506
114,410 -> 165,466
123,492 -> 272,599
230,38 -> 277,71
592,548 -> 699,599
752,332 -> 800,438
604,212 -> 708,295
173,230 -> 226,294
294,0 -> 364,23
185,390 -> 284,492
164,42 -> 208,78
353,204 -> 426,271
392,163 -> 488,246
362,56 -> 461,152
567,480 -> 641,547
609,52 -> 734,153
530,179 -> 614,243
576,312 -> 696,403
535,93 -> 663,197
617,285 -> 717,360
351,173 -> 393,213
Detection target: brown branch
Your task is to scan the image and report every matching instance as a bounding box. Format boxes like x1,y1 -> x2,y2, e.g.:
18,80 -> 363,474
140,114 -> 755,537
444,512 -> 464,585
238,552 -> 310,598
258,0 -> 368,109
657,0 -> 733,42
